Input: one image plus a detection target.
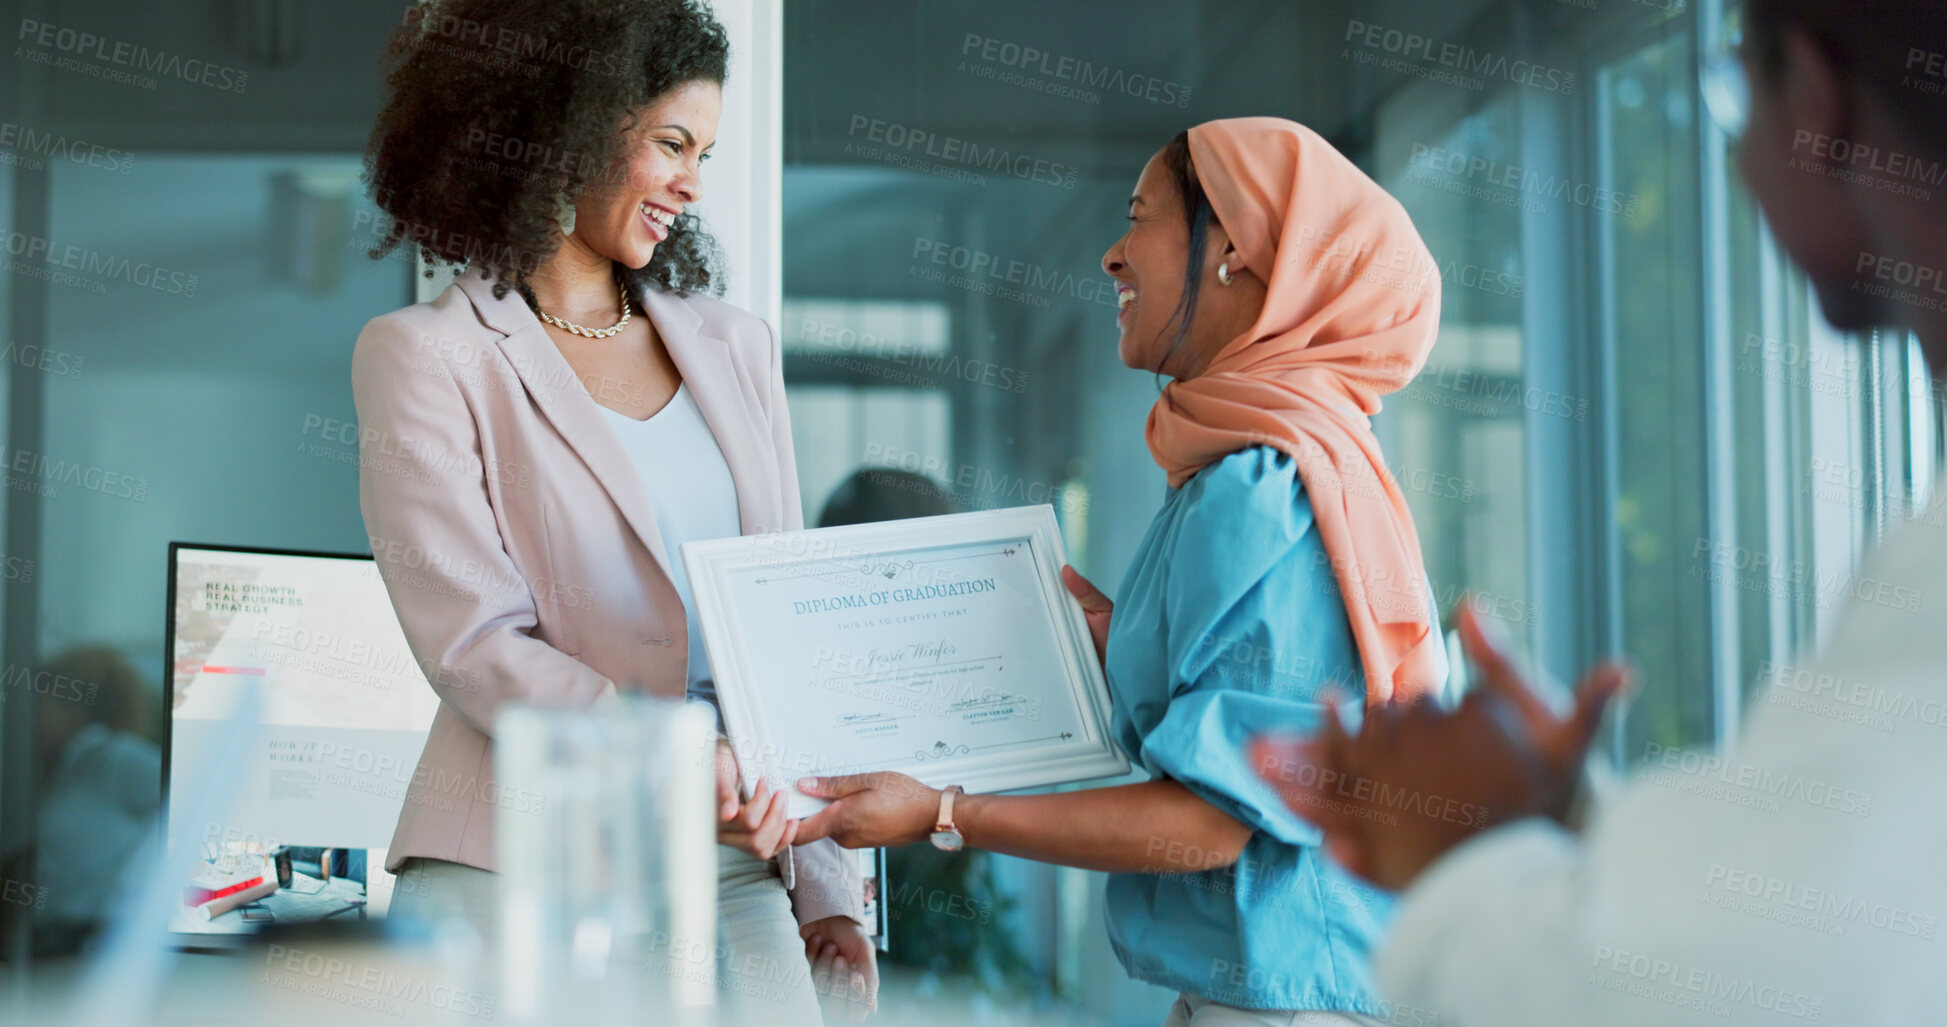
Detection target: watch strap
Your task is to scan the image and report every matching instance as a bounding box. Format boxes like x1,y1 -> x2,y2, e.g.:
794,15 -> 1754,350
935,784 -> 964,834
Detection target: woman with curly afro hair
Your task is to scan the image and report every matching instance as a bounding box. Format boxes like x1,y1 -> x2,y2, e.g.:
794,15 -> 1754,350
351,1 -> 874,1020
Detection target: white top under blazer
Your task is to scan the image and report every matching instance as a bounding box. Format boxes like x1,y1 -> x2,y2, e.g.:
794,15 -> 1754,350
598,382 -> 743,702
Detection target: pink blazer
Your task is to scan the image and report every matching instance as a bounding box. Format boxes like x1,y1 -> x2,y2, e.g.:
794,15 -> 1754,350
351,267 -> 861,927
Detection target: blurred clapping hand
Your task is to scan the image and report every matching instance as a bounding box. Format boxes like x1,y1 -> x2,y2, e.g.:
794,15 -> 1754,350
1249,603 -> 1630,891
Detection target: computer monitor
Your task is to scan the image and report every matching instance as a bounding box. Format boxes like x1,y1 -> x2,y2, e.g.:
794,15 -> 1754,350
162,542 -> 438,937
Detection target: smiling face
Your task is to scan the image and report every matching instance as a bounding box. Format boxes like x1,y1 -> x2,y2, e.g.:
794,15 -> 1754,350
570,79 -> 722,270
1101,145 -> 1265,377
1102,152 -> 1190,372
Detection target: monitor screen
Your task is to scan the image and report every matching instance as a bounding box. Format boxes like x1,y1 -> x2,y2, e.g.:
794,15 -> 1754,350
164,543 -> 439,934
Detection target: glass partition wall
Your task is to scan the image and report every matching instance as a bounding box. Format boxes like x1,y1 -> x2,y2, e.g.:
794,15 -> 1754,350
0,0 -> 418,969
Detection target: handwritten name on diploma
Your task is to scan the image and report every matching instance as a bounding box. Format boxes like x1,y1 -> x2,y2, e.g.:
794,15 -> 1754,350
821,638 -> 962,675
791,577 -> 998,615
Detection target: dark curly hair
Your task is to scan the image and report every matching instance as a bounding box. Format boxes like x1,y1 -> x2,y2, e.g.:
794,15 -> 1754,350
362,0 -> 729,301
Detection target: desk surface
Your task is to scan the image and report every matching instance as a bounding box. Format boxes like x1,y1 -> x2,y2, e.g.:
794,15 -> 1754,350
7,947 -> 1118,1027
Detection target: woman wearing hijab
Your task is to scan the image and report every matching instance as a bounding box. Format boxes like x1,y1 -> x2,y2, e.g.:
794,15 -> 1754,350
792,117 -> 1448,1025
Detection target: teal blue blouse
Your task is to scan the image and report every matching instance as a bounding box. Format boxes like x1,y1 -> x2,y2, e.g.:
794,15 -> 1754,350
1101,445 -> 1446,1013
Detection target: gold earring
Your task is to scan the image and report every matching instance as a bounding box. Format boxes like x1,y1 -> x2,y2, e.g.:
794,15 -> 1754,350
553,191 -> 577,236
1217,261 -> 1234,286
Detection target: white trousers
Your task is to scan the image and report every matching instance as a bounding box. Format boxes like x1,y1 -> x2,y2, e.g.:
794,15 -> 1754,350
390,845 -> 821,1026
1163,993 -> 1391,1026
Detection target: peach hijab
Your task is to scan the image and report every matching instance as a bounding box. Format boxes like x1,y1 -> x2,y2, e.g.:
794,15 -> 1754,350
1145,117 -> 1443,707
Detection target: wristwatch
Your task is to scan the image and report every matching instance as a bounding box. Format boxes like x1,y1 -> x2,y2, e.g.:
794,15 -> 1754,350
929,785 -> 966,852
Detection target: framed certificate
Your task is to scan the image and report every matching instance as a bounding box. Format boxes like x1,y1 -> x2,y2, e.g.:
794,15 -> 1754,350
682,505 -> 1129,817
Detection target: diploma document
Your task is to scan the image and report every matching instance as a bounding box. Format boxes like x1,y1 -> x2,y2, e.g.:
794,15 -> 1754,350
682,505 -> 1128,816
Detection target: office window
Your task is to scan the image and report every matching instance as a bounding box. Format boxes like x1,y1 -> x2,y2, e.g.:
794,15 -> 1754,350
0,151 -> 411,958
780,297 -> 955,523
1378,94 -> 1534,662
1363,0 -> 1947,759
1599,28 -> 1712,753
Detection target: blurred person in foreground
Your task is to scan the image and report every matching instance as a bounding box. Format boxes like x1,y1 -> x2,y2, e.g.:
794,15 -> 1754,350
1252,2 -> 1947,1023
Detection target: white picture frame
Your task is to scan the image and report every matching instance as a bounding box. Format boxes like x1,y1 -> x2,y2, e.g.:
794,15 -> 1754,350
681,505 -> 1129,816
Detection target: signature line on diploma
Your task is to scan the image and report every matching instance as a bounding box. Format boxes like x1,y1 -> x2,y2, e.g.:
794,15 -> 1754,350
964,732 -> 1075,752
827,654 -> 1004,682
